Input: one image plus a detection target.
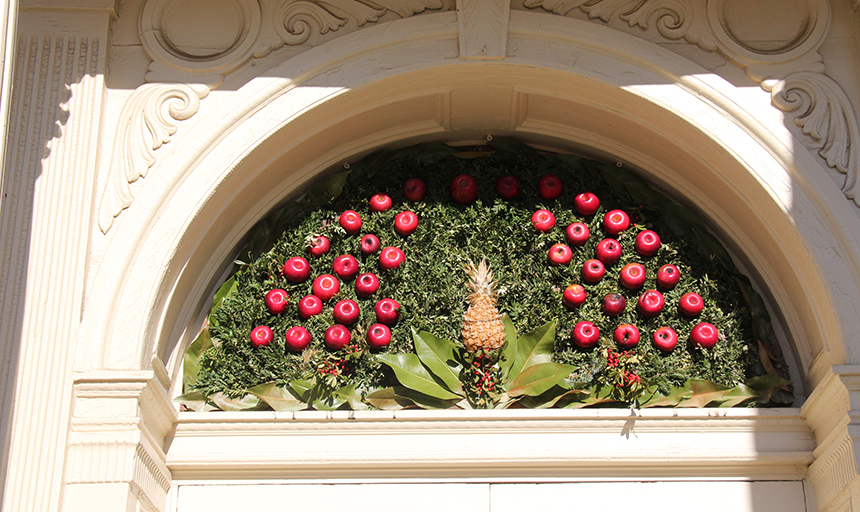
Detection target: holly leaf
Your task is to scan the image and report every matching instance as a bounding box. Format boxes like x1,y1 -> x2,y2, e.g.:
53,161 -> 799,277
507,363 -> 575,397
377,354 -> 462,400
413,329 -> 462,394
507,320 -> 556,385
208,392 -> 265,411
183,326 -> 214,390
499,315 -> 518,381
248,382 -> 307,412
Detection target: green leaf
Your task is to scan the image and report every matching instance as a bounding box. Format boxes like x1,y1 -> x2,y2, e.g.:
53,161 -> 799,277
499,315 -> 518,380
312,394 -> 347,411
289,379 -> 314,402
564,386 -> 624,409
507,320 -> 556,385
719,384 -> 758,408
377,354 -> 462,400
303,170 -> 350,206
183,326 -> 214,390
395,387 -> 461,410
745,374 -> 791,404
174,390 -> 216,412
208,392 -> 265,411
334,384 -> 368,410
676,380 -> 732,408
640,385 -> 693,408
518,387 -> 588,409
365,387 -> 414,410
413,330 -> 462,393
507,363 -> 575,397
248,382 -> 307,411
489,138 -> 539,156
208,276 -> 238,326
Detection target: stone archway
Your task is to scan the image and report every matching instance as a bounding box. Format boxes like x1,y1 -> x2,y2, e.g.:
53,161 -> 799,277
62,7 -> 860,512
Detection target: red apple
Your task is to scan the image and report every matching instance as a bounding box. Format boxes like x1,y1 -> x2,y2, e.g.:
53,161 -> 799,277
375,298 -> 400,325
379,246 -> 405,270
250,325 -> 274,348
308,235 -> 330,257
283,256 -> 310,283
333,299 -> 360,325
619,263 -> 646,290
531,209 -> 556,232
332,255 -> 359,281
496,175 -> 519,199
678,292 -> 704,317
602,293 -> 626,316
614,324 -> 641,349
690,322 -> 719,349
325,324 -> 351,351
355,272 -> 380,298
563,284 -> 587,308
394,211 -> 419,236
603,209 -> 630,236
572,321 -> 600,349
403,178 -> 426,201
548,243 -> 573,266
565,222 -> 589,246
264,289 -> 289,315
360,234 -> 381,255
635,230 -> 661,257
369,193 -> 393,212
450,174 -> 478,204
538,174 -> 562,200
656,264 -> 680,289
653,327 -> 678,352
367,323 -> 392,349
285,326 -> 311,352
574,192 -> 600,216
339,210 -> 362,235
637,290 -> 665,317
297,294 -> 323,319
595,238 -> 622,266
582,259 -> 606,283
312,274 -> 340,301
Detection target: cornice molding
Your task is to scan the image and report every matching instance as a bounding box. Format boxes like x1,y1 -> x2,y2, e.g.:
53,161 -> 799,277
523,0 -> 860,208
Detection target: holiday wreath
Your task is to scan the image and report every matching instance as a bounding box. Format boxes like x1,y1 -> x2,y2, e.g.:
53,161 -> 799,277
178,139 -> 793,411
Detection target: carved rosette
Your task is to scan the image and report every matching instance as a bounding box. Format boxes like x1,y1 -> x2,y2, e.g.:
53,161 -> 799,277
97,83 -> 208,234
523,0 -> 860,207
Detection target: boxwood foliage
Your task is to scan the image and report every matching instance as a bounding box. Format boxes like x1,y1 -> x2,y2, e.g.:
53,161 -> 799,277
190,139 -> 792,408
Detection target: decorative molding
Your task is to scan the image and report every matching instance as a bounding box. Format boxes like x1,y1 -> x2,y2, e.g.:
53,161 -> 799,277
457,0 -> 510,59
97,83 -> 208,233
141,0 -> 445,84
522,0 -> 860,208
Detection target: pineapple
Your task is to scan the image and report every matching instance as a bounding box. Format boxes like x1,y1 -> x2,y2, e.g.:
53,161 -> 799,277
462,258 -> 506,352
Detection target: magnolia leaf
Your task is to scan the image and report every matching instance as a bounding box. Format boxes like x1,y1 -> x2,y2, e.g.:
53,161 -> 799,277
507,363 -> 575,397
757,340 -> 779,376
563,385 -> 624,409
719,384 -> 759,408
208,276 -> 238,326
175,390 -> 216,412
289,379 -> 314,402
303,170 -> 350,206
507,320 -> 556,385
499,315 -> 518,380
183,326 -> 214,390
395,387 -> 461,410
312,394 -> 347,411
676,380 -> 731,408
746,374 -> 792,404
640,385 -> 693,408
248,382 -> 307,412
365,387 -> 414,410
208,392 -> 265,411
519,387 -> 588,409
334,384 -> 368,410
413,329 -> 462,393
377,354 -> 462,400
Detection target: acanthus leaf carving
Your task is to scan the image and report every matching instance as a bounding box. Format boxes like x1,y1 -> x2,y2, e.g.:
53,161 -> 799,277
769,72 -> 860,205
98,83 -> 209,234
618,0 -> 715,51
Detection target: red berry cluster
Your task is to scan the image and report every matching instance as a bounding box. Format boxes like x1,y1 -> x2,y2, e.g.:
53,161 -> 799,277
603,348 -> 644,402
249,195 -> 418,353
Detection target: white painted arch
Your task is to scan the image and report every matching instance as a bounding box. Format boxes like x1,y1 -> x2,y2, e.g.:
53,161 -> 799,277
79,10 -> 860,404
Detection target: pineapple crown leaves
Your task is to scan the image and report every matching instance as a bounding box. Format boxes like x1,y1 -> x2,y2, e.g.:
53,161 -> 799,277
465,257 -> 498,300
